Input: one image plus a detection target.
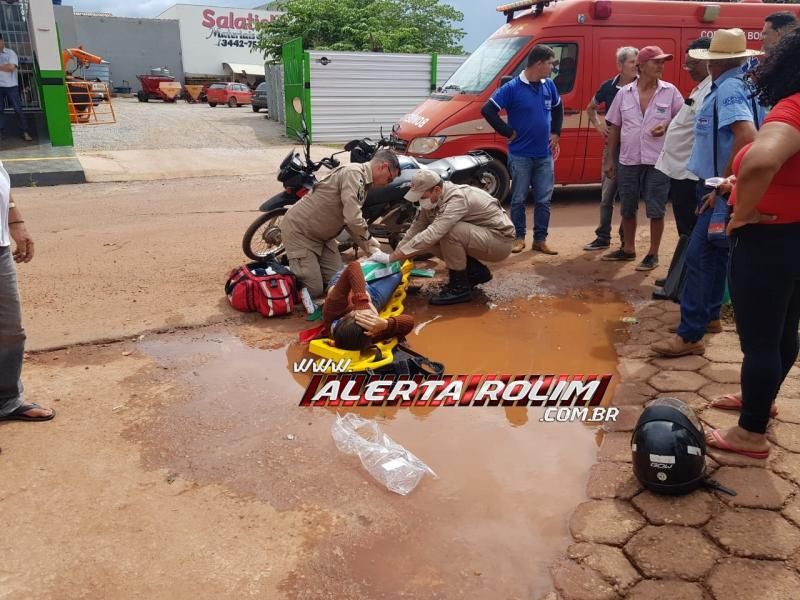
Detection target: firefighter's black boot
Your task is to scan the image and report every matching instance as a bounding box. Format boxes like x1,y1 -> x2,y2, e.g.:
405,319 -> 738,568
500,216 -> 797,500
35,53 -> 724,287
466,256 -> 492,286
430,269 -> 472,305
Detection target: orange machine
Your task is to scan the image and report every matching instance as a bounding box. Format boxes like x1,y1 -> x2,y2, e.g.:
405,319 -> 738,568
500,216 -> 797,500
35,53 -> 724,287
61,47 -> 116,124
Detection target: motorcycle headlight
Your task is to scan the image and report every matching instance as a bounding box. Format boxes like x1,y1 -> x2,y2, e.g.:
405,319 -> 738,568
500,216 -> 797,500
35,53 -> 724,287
408,136 -> 446,155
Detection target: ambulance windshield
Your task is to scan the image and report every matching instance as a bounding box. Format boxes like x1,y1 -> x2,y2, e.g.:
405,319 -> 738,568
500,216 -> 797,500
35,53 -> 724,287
438,36 -> 531,95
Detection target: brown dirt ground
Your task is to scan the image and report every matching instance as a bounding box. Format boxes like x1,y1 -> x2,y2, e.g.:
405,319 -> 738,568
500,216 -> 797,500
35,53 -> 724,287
1,177 -> 671,599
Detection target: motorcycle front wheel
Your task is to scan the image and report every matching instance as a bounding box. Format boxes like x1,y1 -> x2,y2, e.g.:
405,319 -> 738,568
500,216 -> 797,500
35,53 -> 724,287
242,207 -> 288,261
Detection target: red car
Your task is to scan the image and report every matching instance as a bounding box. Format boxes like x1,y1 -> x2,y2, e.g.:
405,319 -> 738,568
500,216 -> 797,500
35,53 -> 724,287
206,82 -> 253,108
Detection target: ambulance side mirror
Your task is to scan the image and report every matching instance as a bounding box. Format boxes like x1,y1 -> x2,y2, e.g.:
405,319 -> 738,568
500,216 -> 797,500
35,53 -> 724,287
499,76 -> 513,88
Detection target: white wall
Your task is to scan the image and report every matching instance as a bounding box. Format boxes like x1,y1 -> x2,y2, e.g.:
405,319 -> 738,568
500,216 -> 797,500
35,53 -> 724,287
157,4 -> 281,77
28,0 -> 61,72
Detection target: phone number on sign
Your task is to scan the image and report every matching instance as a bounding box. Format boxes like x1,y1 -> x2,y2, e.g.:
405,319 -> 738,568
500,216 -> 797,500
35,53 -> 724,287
218,39 -> 258,48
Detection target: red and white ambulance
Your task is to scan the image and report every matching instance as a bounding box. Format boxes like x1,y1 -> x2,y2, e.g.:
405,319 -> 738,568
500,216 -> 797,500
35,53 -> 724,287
392,0 -> 796,197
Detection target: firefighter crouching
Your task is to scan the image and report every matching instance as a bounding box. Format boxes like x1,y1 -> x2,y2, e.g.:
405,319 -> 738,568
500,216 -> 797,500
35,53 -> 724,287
372,170 -> 515,305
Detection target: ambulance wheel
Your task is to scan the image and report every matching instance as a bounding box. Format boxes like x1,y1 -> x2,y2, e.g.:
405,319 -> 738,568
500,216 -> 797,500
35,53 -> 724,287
137,91 -> 148,103
476,158 -> 510,203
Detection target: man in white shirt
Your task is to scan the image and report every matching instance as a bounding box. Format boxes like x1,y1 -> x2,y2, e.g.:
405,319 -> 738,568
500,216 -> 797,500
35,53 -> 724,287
0,160 -> 54,426
655,37 -> 713,238
0,33 -> 33,142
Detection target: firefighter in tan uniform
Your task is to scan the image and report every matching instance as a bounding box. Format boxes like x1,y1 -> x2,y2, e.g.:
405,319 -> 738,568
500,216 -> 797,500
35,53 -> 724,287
379,170 -> 515,305
281,149 -> 400,298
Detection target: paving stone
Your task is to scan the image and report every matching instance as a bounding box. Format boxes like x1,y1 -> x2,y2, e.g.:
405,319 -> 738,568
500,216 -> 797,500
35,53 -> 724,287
662,302 -> 681,313
650,355 -> 709,372
618,359 -> 660,383
655,311 -> 679,324
638,318 -> 664,332
569,500 -> 646,545
779,377 -> 800,399
550,559 -> 617,600
617,344 -> 656,360
598,432 -> 632,463
637,306 -> 664,319
567,543 -> 641,592
774,400 -> 800,425
711,466 -> 794,509
627,330 -> 664,345
649,371 -> 709,393
666,391 -> 709,414
705,332 -> 742,350
707,558 -> 800,600
624,525 -> 721,580
703,343 -> 744,364
706,444 -> 773,468
700,363 -> 741,384
769,422 -> 800,453
612,382 -> 658,407
783,496 -> 800,530
706,508 -> 800,559
586,462 -> 643,500
700,407 -> 742,431
772,451 -> 800,486
538,593 -> 562,600
631,490 -> 716,526
603,406 -> 642,433
625,579 -> 705,600
698,382 -> 741,402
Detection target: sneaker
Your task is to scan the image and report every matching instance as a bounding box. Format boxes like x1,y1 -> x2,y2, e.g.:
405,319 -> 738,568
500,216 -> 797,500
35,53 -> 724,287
654,277 -> 667,287
22,132 -> 33,142
583,238 -> 611,251
635,254 -> 659,271
602,249 -> 636,261
511,239 -> 525,253
651,335 -> 705,357
532,241 -> 558,255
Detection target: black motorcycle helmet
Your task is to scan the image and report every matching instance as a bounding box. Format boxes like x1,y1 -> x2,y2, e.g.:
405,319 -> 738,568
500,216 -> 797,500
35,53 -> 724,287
631,397 -> 708,495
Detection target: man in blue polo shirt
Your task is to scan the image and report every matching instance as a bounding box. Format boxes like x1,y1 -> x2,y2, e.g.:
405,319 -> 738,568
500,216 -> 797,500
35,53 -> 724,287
481,45 -> 564,255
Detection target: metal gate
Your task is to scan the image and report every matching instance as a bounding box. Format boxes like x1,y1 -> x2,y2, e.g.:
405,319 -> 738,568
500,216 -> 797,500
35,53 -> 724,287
0,0 -> 40,110
282,37 -> 309,139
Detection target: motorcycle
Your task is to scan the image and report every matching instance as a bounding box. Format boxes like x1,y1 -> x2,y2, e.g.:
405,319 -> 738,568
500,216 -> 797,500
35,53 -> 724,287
242,99 -> 495,262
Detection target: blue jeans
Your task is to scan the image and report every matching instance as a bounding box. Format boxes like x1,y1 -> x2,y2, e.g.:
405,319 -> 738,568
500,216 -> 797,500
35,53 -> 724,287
0,85 -> 29,135
676,184 -> 729,343
0,246 -> 25,417
508,154 -> 554,242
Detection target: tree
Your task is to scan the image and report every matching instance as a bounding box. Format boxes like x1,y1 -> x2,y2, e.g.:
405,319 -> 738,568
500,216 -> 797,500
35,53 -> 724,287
256,0 -> 466,60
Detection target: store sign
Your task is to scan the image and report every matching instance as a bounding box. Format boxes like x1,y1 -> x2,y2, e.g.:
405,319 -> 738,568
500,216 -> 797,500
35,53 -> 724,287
160,5 -> 282,76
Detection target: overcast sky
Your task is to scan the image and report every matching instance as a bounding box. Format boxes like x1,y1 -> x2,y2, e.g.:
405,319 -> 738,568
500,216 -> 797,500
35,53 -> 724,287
63,0 -> 504,51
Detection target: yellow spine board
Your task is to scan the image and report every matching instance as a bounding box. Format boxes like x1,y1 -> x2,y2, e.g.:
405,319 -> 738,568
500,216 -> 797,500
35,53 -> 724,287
308,260 -> 413,372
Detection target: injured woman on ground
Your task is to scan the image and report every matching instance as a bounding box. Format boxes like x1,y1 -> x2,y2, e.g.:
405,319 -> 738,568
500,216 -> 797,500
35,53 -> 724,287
321,261 -> 414,351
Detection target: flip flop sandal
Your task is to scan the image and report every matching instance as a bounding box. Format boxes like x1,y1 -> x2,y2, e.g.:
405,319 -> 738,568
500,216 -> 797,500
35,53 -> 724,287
0,403 -> 56,422
710,393 -> 778,417
706,428 -> 769,460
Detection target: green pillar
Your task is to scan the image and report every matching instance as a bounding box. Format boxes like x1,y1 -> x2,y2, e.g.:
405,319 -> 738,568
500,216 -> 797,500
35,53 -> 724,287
38,68 -> 73,147
430,53 -> 438,92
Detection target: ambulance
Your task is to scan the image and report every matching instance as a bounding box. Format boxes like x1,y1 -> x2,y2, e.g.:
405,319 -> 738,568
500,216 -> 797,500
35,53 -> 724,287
391,0 -> 797,198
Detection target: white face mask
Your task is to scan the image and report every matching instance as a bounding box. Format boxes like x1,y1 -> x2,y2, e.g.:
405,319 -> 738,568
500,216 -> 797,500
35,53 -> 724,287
419,198 -> 434,211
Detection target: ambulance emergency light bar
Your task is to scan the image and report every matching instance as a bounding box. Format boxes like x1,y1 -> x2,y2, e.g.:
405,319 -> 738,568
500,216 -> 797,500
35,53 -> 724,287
496,0 -> 615,23
496,0 -> 556,22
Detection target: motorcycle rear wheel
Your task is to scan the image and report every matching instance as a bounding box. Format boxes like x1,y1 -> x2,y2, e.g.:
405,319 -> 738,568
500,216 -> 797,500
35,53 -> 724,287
243,208 -> 288,261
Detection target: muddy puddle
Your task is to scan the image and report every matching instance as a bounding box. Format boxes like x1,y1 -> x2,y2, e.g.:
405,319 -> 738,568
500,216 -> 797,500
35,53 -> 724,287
130,289 -> 627,600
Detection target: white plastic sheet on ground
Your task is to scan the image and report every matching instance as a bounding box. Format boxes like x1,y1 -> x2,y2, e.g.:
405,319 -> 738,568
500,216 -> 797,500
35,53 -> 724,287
331,413 -> 437,496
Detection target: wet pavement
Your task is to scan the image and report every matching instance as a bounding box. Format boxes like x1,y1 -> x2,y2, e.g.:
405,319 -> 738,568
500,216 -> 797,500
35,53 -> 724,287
127,291 -> 628,599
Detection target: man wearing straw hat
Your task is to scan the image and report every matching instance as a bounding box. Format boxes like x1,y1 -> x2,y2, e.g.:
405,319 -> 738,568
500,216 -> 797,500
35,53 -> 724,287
653,29 -> 765,358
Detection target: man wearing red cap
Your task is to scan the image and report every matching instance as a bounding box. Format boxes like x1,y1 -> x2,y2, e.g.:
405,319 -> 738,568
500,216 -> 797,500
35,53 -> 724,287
602,46 -> 684,272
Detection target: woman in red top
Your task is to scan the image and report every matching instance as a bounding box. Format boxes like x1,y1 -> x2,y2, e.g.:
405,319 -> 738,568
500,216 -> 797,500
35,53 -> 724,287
321,261 -> 414,351
705,29 -> 800,459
